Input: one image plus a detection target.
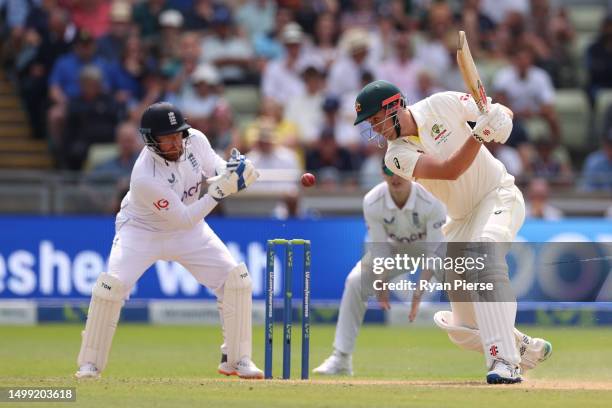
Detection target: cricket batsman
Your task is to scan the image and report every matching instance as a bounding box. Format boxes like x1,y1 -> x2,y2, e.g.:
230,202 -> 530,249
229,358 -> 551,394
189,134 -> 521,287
314,159 -> 447,375
75,102 -> 263,379
352,80 -> 552,384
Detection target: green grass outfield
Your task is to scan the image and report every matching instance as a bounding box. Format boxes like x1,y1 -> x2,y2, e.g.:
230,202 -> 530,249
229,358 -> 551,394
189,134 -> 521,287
0,325 -> 611,407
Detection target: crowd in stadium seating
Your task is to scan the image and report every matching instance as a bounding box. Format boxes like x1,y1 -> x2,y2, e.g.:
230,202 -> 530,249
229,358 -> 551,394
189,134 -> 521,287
1,0 -> 611,217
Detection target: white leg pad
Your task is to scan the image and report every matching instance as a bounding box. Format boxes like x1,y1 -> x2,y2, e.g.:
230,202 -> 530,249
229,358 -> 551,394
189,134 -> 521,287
222,263 -> 252,365
77,273 -> 125,371
434,311 -> 483,352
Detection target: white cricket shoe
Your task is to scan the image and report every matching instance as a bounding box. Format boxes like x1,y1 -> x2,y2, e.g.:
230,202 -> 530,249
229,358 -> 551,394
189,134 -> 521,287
518,336 -> 553,371
75,363 -> 100,379
312,351 -> 353,376
218,355 -> 263,379
486,359 -> 522,384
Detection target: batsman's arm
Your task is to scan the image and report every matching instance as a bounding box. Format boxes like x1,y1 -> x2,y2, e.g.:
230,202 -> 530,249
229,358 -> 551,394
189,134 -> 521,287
412,137 -> 482,180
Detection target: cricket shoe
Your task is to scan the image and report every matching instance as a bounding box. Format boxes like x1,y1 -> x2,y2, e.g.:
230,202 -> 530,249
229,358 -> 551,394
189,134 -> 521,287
75,363 -> 100,379
218,355 -> 263,379
486,359 -> 522,384
312,351 -> 353,376
518,336 -> 553,371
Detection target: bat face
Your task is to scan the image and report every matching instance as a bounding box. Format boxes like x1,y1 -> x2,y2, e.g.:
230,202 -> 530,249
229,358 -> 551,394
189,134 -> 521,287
456,31 -> 489,114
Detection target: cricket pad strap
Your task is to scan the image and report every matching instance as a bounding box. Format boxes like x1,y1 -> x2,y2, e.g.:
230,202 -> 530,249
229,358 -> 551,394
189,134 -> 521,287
77,273 -> 125,371
222,263 -> 253,365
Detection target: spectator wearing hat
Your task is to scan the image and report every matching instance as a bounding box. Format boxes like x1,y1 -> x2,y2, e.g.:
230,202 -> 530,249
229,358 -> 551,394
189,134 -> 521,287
62,65 -> 122,170
525,178 -> 564,220
261,22 -> 324,105
284,65 -> 326,146
97,1 -> 136,63
178,64 -> 224,132
47,29 -> 115,151
200,6 -> 256,85
327,28 -> 375,98
156,9 -> 184,66
581,130 -> 612,193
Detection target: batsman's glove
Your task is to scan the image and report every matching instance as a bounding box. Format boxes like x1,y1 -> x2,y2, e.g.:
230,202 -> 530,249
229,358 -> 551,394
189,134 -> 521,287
472,104 -> 513,144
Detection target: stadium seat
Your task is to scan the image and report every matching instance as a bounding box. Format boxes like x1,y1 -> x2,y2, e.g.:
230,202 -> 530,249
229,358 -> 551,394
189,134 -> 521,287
594,90 -> 612,137
224,86 -> 260,116
554,89 -> 591,149
84,143 -> 119,171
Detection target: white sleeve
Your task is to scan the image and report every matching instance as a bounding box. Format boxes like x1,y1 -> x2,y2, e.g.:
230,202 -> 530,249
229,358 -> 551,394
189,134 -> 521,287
445,91 -> 493,122
132,177 -> 218,230
385,141 -> 422,180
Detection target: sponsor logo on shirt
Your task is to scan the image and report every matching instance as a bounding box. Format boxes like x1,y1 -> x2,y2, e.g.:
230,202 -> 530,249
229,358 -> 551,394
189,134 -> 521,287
154,199 -> 170,211
168,173 -> 176,184
388,231 -> 427,243
181,180 -> 203,201
412,212 -> 420,227
383,216 -> 395,224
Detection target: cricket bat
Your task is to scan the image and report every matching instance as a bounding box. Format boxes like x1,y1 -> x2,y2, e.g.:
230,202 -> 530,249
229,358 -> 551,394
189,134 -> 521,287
456,30 -> 489,114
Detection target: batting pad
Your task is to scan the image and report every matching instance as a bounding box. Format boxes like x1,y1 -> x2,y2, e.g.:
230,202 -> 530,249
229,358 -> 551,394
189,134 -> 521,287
77,273 -> 125,371
434,311 -> 483,352
222,263 -> 253,365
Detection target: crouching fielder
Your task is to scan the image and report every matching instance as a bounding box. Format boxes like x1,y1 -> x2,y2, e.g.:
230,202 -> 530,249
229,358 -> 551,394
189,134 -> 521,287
353,81 -> 552,384
313,161 -> 446,375
75,102 -> 263,379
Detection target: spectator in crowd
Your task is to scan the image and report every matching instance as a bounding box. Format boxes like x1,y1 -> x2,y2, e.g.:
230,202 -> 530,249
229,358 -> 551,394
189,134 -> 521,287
108,34 -> 152,110
63,0 -> 111,38
1,0 -> 45,64
17,4 -> 73,139
246,119 -> 301,218
367,12 -> 396,64
327,28 -> 374,98
376,30 -> 421,102
165,31 -> 202,99
581,129 -> 612,193
88,121 -> 143,180
47,30 -> 115,149
459,0 -> 497,57
178,63 -> 223,133
206,101 -> 238,155
200,6 -> 256,85
413,1 -> 453,82
62,65 -> 121,170
97,1 -> 135,63
127,67 -> 172,122
235,0 -> 276,41
156,9 -> 184,70
525,178 -> 564,220
310,12 -> 339,71
284,65 -> 326,146
480,0 -> 529,25
261,22 -> 323,105
306,126 -> 357,186
253,6 -> 294,60
183,0 -> 215,32
586,15 -> 612,104
526,136 -> 573,185
244,98 -> 300,151
132,0 -> 169,41
413,70 -> 443,100
493,48 -> 561,143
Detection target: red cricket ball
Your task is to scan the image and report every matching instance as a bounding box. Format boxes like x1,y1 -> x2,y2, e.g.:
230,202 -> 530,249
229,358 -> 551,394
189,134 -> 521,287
301,172 -> 316,187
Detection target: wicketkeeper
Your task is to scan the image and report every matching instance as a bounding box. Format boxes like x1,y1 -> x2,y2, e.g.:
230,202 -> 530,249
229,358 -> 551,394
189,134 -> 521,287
75,102 -> 263,379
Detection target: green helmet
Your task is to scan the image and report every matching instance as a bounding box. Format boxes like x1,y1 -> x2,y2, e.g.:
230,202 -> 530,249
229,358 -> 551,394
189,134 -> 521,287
353,80 -> 405,125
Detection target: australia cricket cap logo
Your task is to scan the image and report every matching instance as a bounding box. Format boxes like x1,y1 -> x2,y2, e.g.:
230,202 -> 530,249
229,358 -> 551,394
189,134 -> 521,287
355,102 -> 362,113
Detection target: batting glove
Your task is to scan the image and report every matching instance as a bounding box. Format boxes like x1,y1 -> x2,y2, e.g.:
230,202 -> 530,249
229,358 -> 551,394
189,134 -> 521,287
472,104 -> 513,144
